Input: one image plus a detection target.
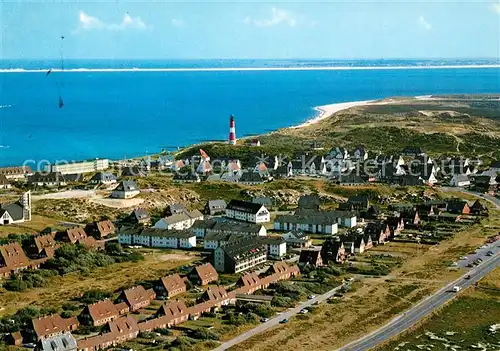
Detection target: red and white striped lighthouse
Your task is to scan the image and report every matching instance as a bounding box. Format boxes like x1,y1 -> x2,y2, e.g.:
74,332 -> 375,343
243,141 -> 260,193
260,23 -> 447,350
228,115 -> 236,145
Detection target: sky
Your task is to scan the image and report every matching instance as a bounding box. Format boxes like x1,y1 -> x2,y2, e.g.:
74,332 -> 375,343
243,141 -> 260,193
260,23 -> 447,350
1,0 -> 500,59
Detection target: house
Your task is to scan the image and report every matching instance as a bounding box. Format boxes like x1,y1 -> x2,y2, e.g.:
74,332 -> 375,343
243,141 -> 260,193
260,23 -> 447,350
37,332 -> 77,351
411,165 -> 438,185
281,231 -> 312,248
470,200 -> 488,215
239,172 -> 264,185
400,209 -> 421,227
337,173 -> 368,186
446,199 -> 471,214
449,174 -> 470,187
85,220 -> 116,239
128,208 -> 151,225
0,166 -> 32,179
188,263 -> 218,285
206,221 -> 267,237
299,249 -> 323,267
198,285 -> 231,310
79,300 -> 125,326
154,209 -> 204,230
363,205 -> 380,220
364,222 -> 391,244
273,162 -> 293,178
191,219 -> 217,238
204,200 -> 227,215
274,213 -> 339,234
111,181 -> 140,199
351,145 -> 368,161
0,242 -> 32,278
77,316 -> 139,351
0,191 -> 32,225
321,238 -> 346,264
33,234 -> 58,256
154,299 -> 190,324
56,227 -> 87,244
90,172 -> 117,185
120,228 -> 197,249
250,139 -> 261,147
156,274 -> 187,299
0,174 -> 12,189
213,238 -> 267,273
259,237 -> 287,258
298,195 -> 321,211
472,175 -> 498,194
119,285 -> 156,311
386,216 -> 405,237
347,195 -> 370,211
173,173 -> 201,183
225,200 -> 270,223
27,172 -> 67,187
327,147 -> 349,160
31,314 -> 79,340
235,272 -> 262,294
121,165 -> 148,178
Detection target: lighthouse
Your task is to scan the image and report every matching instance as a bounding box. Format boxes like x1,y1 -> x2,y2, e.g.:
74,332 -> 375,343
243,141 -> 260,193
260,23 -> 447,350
228,115 -> 236,145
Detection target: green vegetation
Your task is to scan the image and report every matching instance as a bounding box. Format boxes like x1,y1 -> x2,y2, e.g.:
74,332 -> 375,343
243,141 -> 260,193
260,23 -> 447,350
2,243 -> 144,292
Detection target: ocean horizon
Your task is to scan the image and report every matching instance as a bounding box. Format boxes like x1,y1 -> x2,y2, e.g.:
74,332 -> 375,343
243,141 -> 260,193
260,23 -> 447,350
1,59 -> 499,168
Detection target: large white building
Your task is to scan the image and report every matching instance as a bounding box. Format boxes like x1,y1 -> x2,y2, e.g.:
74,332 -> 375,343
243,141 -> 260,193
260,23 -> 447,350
48,159 -> 109,175
118,227 -> 196,249
225,200 -> 270,224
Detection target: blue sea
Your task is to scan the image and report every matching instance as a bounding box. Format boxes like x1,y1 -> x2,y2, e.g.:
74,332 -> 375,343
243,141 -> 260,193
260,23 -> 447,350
0,59 -> 499,167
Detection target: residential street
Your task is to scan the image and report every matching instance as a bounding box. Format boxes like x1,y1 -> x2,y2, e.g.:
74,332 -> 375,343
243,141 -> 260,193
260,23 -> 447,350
212,283 -> 345,351
336,251 -> 500,351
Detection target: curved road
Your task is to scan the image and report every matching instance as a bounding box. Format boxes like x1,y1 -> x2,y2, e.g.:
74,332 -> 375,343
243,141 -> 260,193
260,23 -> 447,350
336,252 -> 500,351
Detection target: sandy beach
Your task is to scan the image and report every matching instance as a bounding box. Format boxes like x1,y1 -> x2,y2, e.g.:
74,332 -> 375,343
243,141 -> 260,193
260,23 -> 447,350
291,100 -> 376,129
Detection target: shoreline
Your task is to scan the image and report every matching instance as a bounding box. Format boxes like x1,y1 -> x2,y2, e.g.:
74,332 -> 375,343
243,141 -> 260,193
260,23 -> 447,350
290,100 -> 376,129
1,64 -> 500,73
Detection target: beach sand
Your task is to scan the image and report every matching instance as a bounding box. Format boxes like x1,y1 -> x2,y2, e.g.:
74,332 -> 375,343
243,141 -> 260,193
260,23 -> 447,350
291,100 -> 375,129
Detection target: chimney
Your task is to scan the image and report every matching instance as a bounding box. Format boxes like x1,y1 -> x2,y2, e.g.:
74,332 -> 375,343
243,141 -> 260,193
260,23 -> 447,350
228,115 -> 236,145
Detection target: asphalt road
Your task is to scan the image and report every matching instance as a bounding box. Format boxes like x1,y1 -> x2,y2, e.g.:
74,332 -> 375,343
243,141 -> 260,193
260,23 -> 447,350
336,251 -> 500,351
212,283 -> 345,351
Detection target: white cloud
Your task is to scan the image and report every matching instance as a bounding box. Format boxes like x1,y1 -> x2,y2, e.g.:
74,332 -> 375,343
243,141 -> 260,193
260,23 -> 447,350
78,11 -> 103,30
417,16 -> 432,31
108,13 -> 147,31
247,7 -> 297,27
75,11 -> 148,33
171,18 -> 184,27
492,2 -> 500,14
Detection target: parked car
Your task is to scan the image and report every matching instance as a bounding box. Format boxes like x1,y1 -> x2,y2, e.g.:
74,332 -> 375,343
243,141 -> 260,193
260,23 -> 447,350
486,251 -> 494,256
452,286 -> 461,292
307,295 -> 316,299
279,318 -> 289,324
300,309 -> 308,314
260,318 -> 269,323
465,275 -> 471,280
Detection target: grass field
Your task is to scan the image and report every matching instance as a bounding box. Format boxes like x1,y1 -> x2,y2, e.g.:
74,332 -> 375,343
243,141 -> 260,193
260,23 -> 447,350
0,249 -> 201,317
377,268 -> 500,351
0,215 -> 66,237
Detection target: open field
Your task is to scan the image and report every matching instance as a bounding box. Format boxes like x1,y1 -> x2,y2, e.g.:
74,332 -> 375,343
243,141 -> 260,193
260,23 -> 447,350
226,209 -> 500,351
0,249 -> 200,317
377,268 -> 500,351
0,215 -> 66,237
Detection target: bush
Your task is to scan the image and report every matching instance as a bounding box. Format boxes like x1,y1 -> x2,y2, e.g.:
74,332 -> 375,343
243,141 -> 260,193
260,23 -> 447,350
79,289 -> 113,304
154,328 -> 172,336
271,296 -> 295,308
191,328 -> 220,341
